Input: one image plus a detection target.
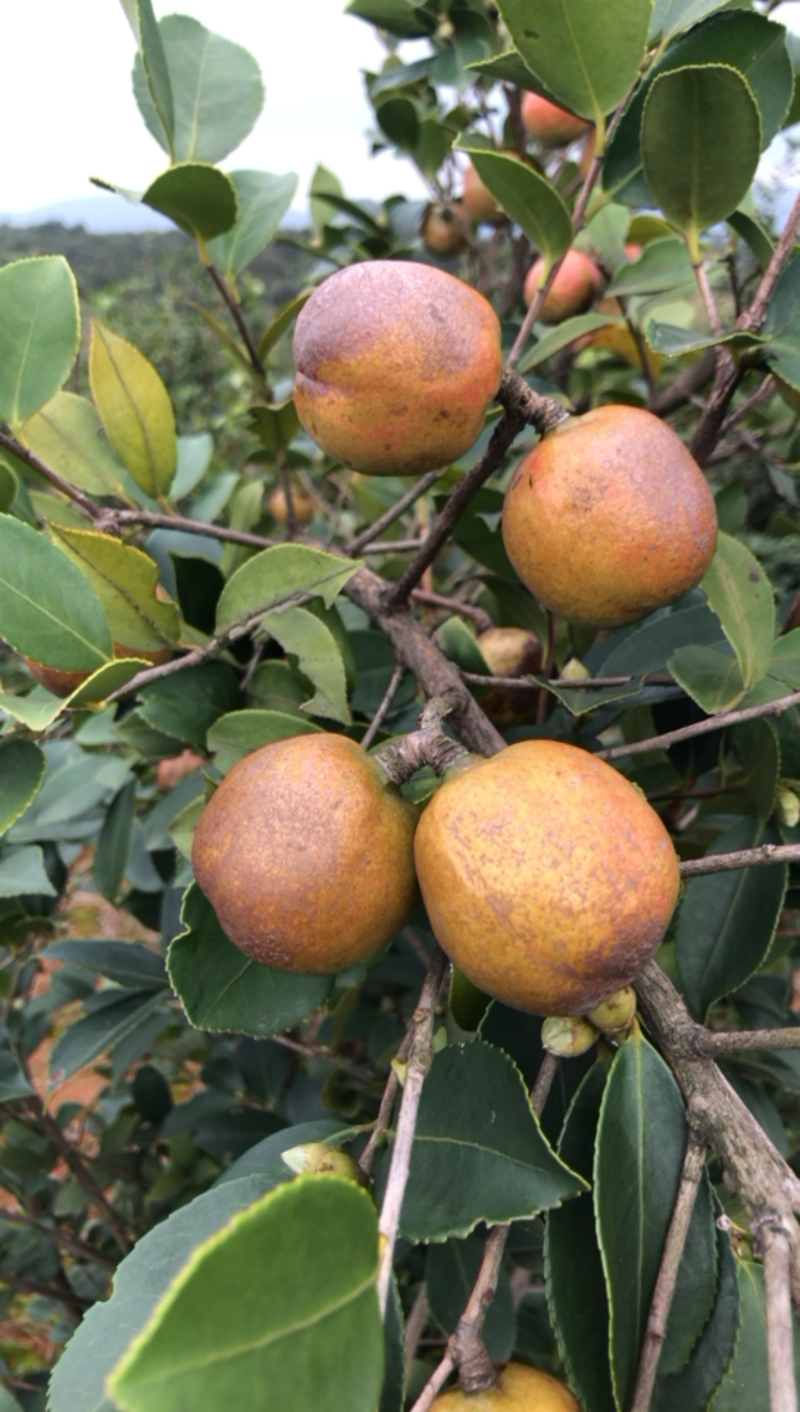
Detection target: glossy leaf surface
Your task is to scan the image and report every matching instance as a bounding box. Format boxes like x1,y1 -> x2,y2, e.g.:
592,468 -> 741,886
0,256 -> 80,426
90,322 -> 177,499
0,740 -> 46,838
207,170 -> 299,280
0,514 -> 112,669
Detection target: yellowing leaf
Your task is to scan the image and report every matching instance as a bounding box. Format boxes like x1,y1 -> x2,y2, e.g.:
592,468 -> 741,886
51,527 -> 180,653
89,321 -> 177,499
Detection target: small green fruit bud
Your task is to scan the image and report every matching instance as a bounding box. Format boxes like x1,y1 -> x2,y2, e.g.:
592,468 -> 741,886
542,1014 -> 600,1057
560,657 -> 591,681
776,786 -> 800,829
587,986 -> 637,1036
281,1142 -> 360,1181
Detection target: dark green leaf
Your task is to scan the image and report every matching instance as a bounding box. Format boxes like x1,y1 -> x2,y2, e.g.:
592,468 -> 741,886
0,845 -> 57,898
94,778 -> 136,904
0,740 -> 45,838
346,0 -> 437,40
257,292 -> 313,361
0,1047 -> 35,1102
48,990 -> 167,1084
393,1041 -> 585,1242
138,662 -> 241,750
216,544 -> 361,633
0,256 -> 80,426
45,939 -> 167,989
455,146 -> 572,268
675,817 -> 787,1020
168,884 -> 333,1039
595,1031 -> 718,1410
546,1064 -> 615,1412
728,210 -> 774,272
206,709 -> 321,775
108,1178 -> 383,1412
381,1277 -> 405,1412
762,254 -> 800,393
710,1260 -> 800,1410
142,163 -> 238,244
669,644 -> 747,713
518,312 -> 623,373
650,0 -> 730,42
654,1224 -> 739,1411
642,65 -> 761,262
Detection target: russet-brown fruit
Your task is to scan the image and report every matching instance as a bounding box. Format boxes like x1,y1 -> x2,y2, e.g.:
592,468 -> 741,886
191,733 -> 419,974
414,740 -> 680,1016
524,249 -> 603,323
421,204 -> 467,258
431,1362 -> 580,1411
293,261 -> 502,476
268,486 -> 315,525
521,92 -> 590,148
502,404 -> 718,627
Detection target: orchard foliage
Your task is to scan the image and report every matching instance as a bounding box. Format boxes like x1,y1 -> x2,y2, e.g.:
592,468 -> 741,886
1,0 -> 800,1409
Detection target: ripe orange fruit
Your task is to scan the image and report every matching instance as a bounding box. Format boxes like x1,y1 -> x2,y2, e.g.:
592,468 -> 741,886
524,250 -> 604,323
501,404 -> 718,627
521,93 -> 591,148
414,739 -> 680,1015
431,1362 -> 580,1410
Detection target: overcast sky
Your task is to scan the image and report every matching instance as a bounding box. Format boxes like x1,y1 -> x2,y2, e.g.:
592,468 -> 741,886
0,0 -> 429,219
1,1 -> 799,226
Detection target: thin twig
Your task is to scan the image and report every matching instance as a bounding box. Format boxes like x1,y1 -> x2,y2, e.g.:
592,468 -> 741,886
698,1029 -> 800,1055
679,843 -> 800,877
348,470 -> 443,554
206,263 -> 269,385
21,1096 -> 131,1254
411,589 -> 493,632
756,1212 -> 799,1412
0,429 -> 103,521
377,946 -> 448,1315
629,1134 -> 708,1412
404,1284 -> 431,1380
693,260 -> 725,339
598,687 -> 800,762
361,663 -> 406,750
358,1034 -> 413,1182
0,1207 -> 116,1270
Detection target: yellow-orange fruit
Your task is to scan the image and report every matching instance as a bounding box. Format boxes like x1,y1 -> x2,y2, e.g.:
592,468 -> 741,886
521,92 -> 590,147
414,740 -> 680,1016
25,642 -> 172,699
502,404 -> 718,628
524,250 -> 604,323
191,733 -> 419,973
268,486 -> 315,525
462,162 -> 506,226
422,204 -> 468,258
431,1362 -> 580,1410
293,261 -> 502,477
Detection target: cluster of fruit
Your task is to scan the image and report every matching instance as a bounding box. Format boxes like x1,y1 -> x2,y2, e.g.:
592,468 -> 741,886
191,242 -> 715,1020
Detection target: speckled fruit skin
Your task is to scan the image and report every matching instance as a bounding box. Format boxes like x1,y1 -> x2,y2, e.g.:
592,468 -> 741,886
502,404 -> 718,628
431,1362 -> 580,1410
521,93 -> 590,147
462,163 -> 506,226
191,733 -> 419,974
293,261 -> 502,477
414,740 -> 680,1016
524,249 -> 603,323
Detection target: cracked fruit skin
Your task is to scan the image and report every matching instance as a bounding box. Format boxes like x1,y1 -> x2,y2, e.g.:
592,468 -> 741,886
191,732 -> 419,974
414,740 -> 680,1016
293,261 -> 502,477
502,404 -> 718,628
431,1363 -> 579,1410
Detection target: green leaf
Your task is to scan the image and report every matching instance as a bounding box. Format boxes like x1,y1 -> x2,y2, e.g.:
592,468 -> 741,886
17,391 -> 130,499
346,0 -> 437,39
138,662 -> 241,750
392,1041 -> 585,1242
216,544 -> 361,634
249,399 -> 300,454
607,237 -> 695,296
45,939 -> 168,989
382,1277 -> 405,1412
495,0 -> 654,132
142,163 -> 238,244
206,709 -> 322,775
262,607 -> 351,724
170,432 -> 214,502
0,1048 -> 35,1103
0,514 -> 113,669
0,256 -> 80,427
700,532 -> 774,690
309,163 -> 345,236
0,844 -> 56,897
94,778 -> 136,904
108,1178 -> 382,1412
641,65 -> 761,262
645,323 -> 755,357
728,210 -> 774,273
0,461 -> 18,514
711,1260 -> 800,1410
518,312 -> 623,372
675,817 -> 787,1021
651,0 -> 729,42
168,884 -> 333,1038
132,0 -> 175,154
49,1121 -> 355,1412
48,991 -> 167,1083
545,1064 -> 616,1412
257,291 -> 313,361
454,146 -> 572,269
207,170 -> 298,281
669,645 -> 748,713
595,1031 -> 718,1411
0,740 -> 45,838
655,1224 -> 740,1411
449,967 -> 492,1032
762,254 -> 800,394
133,15 -> 264,164
52,527 -> 179,652
428,1235 -> 516,1362
607,12 -> 792,205
89,321 -> 177,499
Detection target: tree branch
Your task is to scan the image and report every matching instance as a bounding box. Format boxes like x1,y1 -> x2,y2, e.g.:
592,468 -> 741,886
598,688 -> 800,762
756,1211 -> 799,1412
206,263 -> 269,386
21,1096 -> 131,1255
348,470 -> 443,554
0,429 -> 104,521
679,843 -> 800,876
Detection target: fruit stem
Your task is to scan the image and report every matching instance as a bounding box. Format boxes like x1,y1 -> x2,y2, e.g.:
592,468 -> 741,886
373,694 -> 472,785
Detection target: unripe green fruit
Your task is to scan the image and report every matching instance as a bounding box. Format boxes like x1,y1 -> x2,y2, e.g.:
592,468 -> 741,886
502,404 -> 718,628
587,985 -> 637,1035
414,740 -> 680,1015
281,1142 -> 362,1181
542,1014 -> 600,1057
431,1362 -> 579,1410
191,733 -> 419,973
293,261 -> 503,476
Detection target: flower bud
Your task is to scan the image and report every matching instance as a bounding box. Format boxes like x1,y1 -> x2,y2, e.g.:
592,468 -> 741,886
542,1014 -> 600,1057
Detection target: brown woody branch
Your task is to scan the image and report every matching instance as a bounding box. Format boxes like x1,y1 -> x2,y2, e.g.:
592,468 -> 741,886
0,429 -> 104,521
206,263 -> 269,386
680,843 -> 800,876
19,1096 -> 131,1255
599,687 -> 800,762
756,1211 -> 799,1412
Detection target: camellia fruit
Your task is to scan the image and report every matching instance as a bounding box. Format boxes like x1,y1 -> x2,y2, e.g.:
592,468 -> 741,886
293,261 -> 503,476
268,485 -> 315,525
191,732 -> 419,973
524,249 -> 604,323
430,1362 -> 580,1410
462,162 -> 506,226
501,403 -> 718,627
521,92 -> 590,148
414,739 -> 680,1016
476,625 -> 541,726
421,203 -> 468,258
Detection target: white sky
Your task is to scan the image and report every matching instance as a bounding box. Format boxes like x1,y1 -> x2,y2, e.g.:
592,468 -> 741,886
0,0 -> 429,217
